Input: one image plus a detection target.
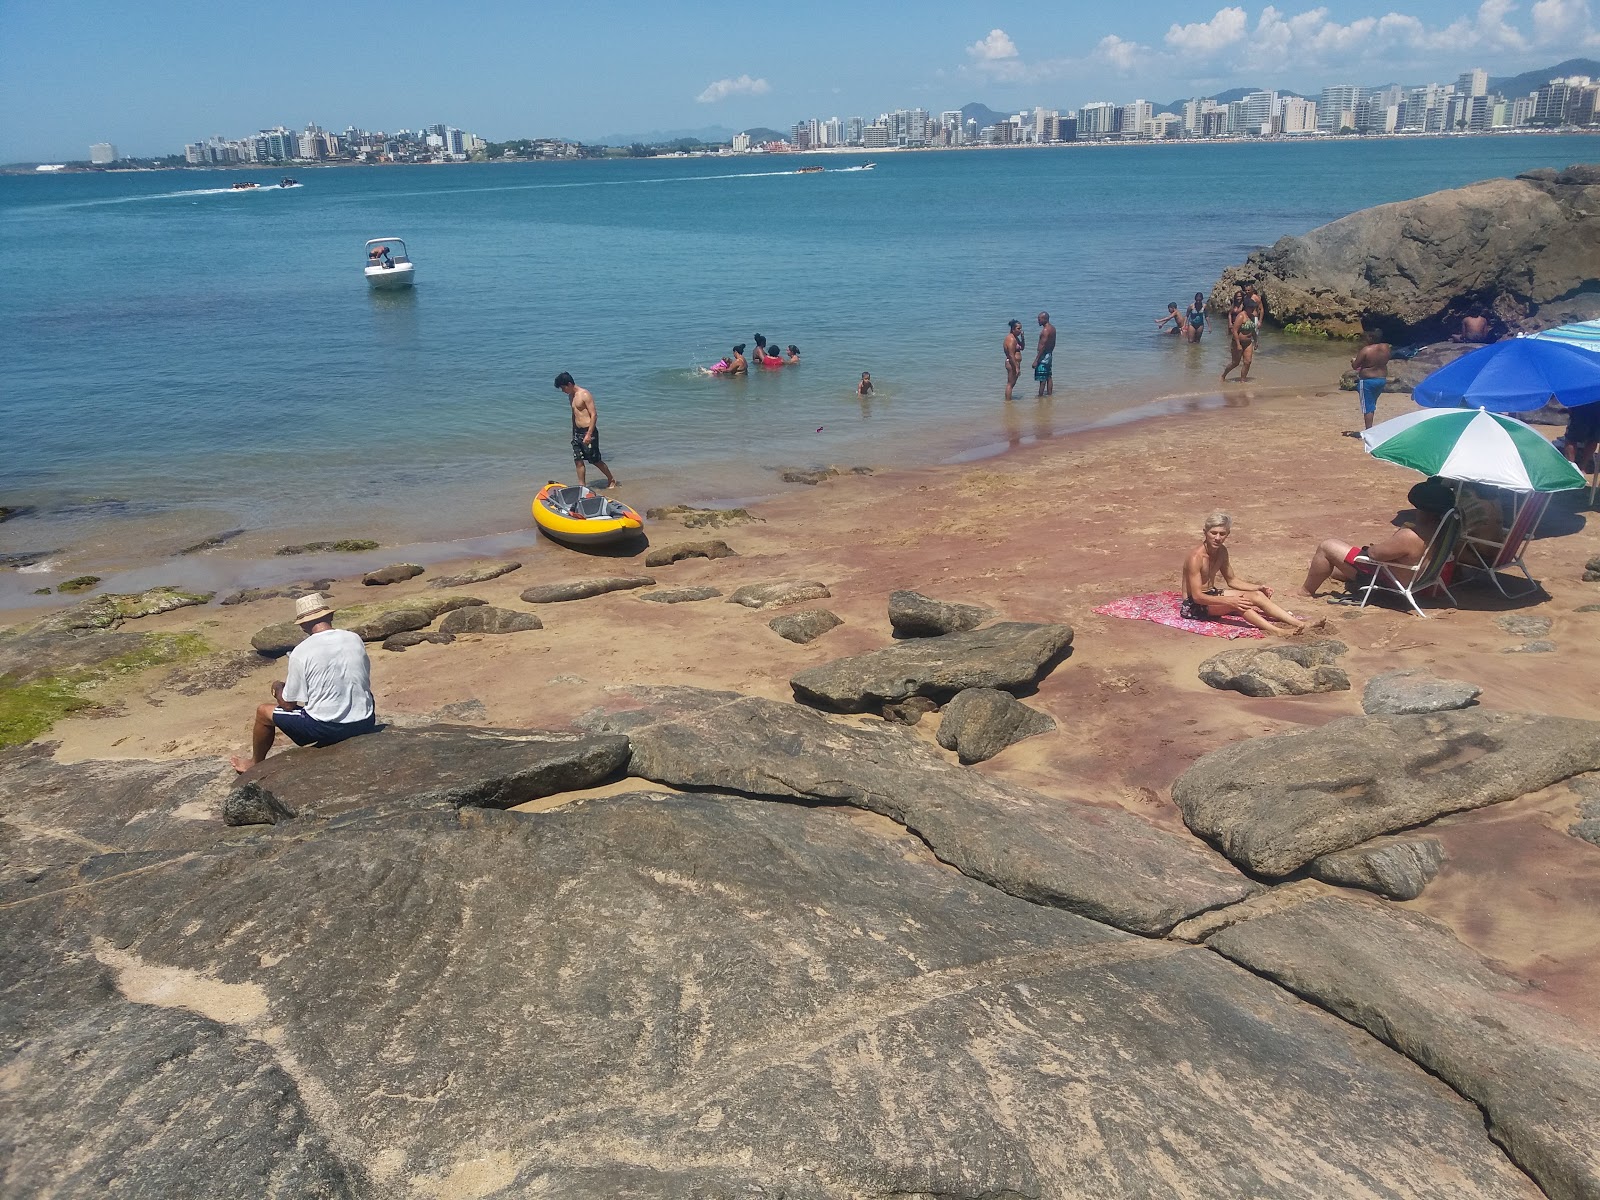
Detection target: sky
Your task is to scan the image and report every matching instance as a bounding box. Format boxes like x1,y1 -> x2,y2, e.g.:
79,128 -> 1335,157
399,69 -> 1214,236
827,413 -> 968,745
2,0 -> 1598,160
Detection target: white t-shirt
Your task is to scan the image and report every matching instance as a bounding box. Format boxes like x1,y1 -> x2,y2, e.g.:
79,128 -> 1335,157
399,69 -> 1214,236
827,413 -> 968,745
282,629 -> 374,723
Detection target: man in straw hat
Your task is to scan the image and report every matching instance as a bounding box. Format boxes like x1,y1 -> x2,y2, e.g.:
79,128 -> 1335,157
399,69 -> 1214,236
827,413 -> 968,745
231,592 -> 376,773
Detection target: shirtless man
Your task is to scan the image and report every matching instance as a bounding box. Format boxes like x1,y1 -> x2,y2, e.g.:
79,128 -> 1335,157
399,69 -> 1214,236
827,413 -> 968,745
1301,479 -> 1452,597
1349,328 -> 1392,433
1451,310 -> 1493,343
553,371 -> 618,488
1183,512 -> 1309,635
1033,312 -> 1056,397
1003,319 -> 1023,401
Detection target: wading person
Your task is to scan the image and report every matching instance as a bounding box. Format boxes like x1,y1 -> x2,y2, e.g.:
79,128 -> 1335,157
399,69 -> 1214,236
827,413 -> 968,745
231,593 -> 375,773
554,371 -> 618,488
1185,292 -> 1208,342
1182,512 -> 1310,635
1348,328 -> 1392,434
1003,319 -> 1023,401
1033,311 -> 1056,397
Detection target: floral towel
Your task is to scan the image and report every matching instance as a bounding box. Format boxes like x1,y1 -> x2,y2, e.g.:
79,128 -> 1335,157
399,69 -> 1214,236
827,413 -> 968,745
1091,590 -> 1266,640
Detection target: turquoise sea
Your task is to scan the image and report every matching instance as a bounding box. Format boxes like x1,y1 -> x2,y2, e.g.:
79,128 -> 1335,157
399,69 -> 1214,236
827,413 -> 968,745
2,135 -> 1594,588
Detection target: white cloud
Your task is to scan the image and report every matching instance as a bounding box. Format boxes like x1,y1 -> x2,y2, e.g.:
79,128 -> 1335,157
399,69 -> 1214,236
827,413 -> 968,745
1095,34 -> 1150,71
695,75 -> 771,104
1532,0 -> 1599,44
968,28 -> 1019,61
1167,7 -> 1249,54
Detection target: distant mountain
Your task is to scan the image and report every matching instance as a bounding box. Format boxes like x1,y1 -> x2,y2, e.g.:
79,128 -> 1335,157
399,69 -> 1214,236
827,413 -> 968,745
741,127 -> 785,144
594,124 -> 739,147
1156,87 -> 1305,113
960,102 -> 1013,130
1490,58 -> 1600,98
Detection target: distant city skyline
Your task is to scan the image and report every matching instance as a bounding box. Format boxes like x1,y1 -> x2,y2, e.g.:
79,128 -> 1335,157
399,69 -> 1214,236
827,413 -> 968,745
3,0 -> 1599,161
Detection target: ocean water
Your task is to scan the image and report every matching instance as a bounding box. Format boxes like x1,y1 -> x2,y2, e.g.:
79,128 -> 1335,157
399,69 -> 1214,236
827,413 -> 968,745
2,135 -> 1592,579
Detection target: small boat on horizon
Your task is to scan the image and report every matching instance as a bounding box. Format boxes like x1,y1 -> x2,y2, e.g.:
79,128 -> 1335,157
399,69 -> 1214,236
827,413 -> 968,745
230,181 -> 260,190
796,165 -> 825,174
364,237 -> 415,290
279,177 -> 299,188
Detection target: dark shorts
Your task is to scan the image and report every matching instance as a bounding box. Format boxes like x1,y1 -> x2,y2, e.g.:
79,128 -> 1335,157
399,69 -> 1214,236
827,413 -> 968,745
572,426 -> 603,464
272,709 -> 376,748
1567,404 -> 1600,445
1180,597 -> 1219,621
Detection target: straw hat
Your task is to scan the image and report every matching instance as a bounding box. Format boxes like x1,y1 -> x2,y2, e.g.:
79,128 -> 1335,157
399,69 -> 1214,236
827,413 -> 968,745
293,593 -> 335,625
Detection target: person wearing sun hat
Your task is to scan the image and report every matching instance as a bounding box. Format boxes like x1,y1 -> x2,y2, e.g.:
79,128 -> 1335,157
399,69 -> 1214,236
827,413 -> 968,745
231,592 -> 376,773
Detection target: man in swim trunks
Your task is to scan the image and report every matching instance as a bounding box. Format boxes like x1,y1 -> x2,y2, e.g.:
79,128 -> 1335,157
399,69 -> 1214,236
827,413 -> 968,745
554,371 -> 618,488
231,593 -> 376,773
1300,478 -> 1453,597
1003,319 -> 1023,401
1183,512 -> 1310,635
1451,310 -> 1493,343
1350,328 -> 1392,432
1033,311 -> 1055,397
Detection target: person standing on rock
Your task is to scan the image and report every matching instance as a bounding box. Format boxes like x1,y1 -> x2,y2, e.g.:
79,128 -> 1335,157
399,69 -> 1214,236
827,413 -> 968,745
1349,328 -> 1392,434
555,371 -> 619,489
231,593 -> 376,773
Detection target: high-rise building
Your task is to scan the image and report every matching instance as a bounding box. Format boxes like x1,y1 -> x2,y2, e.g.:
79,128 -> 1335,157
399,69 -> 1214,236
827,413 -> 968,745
1119,100 -> 1153,136
862,121 -> 890,149
790,122 -> 813,149
89,142 -> 117,164
1535,77 -> 1588,125
732,132 -> 751,152
1511,95 -> 1537,126
1317,86 -> 1361,131
845,116 -> 864,143
1457,69 -> 1488,98
1280,97 -> 1317,134
1240,91 -> 1277,134
1078,102 -> 1116,137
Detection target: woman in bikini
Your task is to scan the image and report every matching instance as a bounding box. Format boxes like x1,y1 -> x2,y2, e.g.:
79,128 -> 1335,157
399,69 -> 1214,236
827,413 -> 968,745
1224,298 -> 1260,382
1183,512 -> 1309,635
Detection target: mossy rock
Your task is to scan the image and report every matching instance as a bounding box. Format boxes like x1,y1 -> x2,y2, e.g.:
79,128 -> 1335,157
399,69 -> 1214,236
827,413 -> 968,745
251,595 -> 486,656
275,539 -> 380,556
40,586 -> 215,632
644,505 -> 762,529
57,576 -> 102,594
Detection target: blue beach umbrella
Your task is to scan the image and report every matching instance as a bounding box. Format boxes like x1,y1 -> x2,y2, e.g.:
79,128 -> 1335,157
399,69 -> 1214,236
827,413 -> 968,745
1411,337 -> 1600,412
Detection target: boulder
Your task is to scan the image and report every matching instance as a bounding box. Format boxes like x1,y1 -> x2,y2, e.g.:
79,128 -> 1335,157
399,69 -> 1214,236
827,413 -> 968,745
274,538 -> 378,555
1199,639 -> 1350,697
581,686 -> 1257,935
1362,670 -> 1481,715
381,630 -> 455,652
1586,554 -> 1600,583
882,695 -> 940,726
936,687 -> 1056,764
56,575 -> 100,594
437,606 -> 543,636
4,781 -> 1537,1199
778,466 -> 872,485
643,540 -> 737,567
644,504 -> 761,529
36,586 -> 215,633
1172,710 -> 1600,876
250,595 -> 484,657
222,726 -> 630,825
519,576 -> 655,604
1383,341 -> 1480,393
175,528 -> 246,555
361,562 -> 423,586
726,580 -> 831,610
1307,834 -> 1445,899
1209,891 -> 1600,1200
427,560 -> 522,588
1212,169 -> 1600,340
791,621 -> 1074,713
887,589 -> 994,637
636,586 -> 722,604
220,579 -> 333,606
768,609 -> 842,644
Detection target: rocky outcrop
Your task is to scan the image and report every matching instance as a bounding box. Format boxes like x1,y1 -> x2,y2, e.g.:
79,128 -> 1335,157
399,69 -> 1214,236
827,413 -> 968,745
361,563 -> 423,586
222,726 -> 629,825
792,622 -> 1073,713
1362,670 -> 1481,715
887,589 -> 994,637
936,687 -> 1055,764
427,560 -> 521,588
220,579 -> 333,606
3,759 -> 1539,1198
160,650 -> 265,696
250,595 -> 484,656
1198,639 -> 1350,697
643,540 -> 737,567
726,580 -> 831,610
36,586 -> 215,633
275,538 -> 378,555
519,576 -> 655,603
637,586 -> 722,604
382,630 -> 455,651
1172,710 -> 1600,876
1209,891 -> 1600,1200
437,606 -> 542,635
644,504 -> 761,529
768,608 -> 842,643
779,465 -> 873,485
175,528 -> 246,555
582,686 -> 1256,935
1307,834 -> 1445,899
1213,166 -> 1600,340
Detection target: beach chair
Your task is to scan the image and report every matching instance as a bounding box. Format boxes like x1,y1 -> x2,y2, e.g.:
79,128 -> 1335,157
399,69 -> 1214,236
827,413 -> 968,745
1456,490 -> 1551,597
1354,510 -> 1462,618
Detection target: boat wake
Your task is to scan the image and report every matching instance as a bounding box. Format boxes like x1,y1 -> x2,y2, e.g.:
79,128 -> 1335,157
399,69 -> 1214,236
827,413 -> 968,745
24,184 -> 301,211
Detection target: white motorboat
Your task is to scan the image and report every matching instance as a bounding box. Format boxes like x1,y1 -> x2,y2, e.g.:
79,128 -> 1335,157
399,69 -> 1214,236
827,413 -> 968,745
364,237 -> 415,289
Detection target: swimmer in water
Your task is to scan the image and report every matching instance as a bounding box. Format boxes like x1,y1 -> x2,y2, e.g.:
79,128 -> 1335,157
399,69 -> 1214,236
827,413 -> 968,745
857,371 -> 873,396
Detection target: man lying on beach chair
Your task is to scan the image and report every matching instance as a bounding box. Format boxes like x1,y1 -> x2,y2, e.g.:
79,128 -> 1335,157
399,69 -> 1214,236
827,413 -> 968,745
1299,479 -> 1454,604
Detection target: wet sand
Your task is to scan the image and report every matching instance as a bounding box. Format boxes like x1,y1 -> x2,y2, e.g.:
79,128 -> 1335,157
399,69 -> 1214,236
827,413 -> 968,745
14,375 -> 1600,1036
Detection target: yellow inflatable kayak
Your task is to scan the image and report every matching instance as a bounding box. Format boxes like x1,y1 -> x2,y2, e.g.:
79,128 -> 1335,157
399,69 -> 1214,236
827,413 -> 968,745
533,482 -> 644,547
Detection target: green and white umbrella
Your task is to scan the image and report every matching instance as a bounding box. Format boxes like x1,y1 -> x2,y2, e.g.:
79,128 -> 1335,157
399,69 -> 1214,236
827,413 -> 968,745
1361,407 -> 1586,492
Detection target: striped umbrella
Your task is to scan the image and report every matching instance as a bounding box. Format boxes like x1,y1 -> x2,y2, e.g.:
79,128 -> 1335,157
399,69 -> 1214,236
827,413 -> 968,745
1362,407 -> 1586,492
1531,319 -> 1600,353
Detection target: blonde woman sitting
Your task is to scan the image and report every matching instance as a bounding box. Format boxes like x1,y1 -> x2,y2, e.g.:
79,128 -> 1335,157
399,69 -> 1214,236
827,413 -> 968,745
1182,512 -> 1309,635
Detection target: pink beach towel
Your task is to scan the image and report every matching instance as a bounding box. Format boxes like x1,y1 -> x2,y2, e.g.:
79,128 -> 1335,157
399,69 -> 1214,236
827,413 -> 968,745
1092,590 -> 1266,639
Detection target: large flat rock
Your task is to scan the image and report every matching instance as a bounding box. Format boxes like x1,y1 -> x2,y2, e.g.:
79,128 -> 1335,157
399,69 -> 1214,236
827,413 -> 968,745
222,725 -> 629,825
791,621 -> 1073,712
1208,891 -> 1600,1200
1172,710 -> 1600,876
4,786 -> 1541,1198
581,686 -> 1257,935
250,595 -> 485,656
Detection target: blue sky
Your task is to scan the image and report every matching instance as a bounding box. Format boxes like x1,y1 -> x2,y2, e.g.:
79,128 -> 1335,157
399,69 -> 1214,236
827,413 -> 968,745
2,0 -> 1596,159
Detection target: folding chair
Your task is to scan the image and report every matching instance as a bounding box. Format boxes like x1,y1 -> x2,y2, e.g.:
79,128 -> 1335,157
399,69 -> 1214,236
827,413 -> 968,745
1355,510 -> 1462,618
1456,491 -> 1551,598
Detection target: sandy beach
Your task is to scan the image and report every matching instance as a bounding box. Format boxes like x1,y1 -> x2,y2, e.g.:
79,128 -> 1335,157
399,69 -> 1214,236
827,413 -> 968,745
17,375 -> 1599,1040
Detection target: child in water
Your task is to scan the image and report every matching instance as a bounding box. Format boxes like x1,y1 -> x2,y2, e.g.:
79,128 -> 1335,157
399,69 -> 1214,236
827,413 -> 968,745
857,371 -> 873,396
